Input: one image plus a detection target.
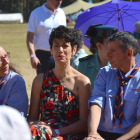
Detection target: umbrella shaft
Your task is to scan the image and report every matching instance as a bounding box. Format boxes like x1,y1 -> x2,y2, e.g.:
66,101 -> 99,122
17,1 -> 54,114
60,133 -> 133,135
118,10 -> 120,31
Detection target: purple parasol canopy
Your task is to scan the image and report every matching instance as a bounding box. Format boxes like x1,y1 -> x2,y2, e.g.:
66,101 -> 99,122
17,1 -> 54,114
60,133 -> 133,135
75,0 -> 140,48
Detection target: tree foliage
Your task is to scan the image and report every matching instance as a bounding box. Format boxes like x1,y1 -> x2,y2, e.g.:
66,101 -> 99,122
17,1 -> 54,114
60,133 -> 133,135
0,0 -> 139,21
0,0 -> 22,13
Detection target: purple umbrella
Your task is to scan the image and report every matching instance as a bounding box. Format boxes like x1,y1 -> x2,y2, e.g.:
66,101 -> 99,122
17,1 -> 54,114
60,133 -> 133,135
75,0 -> 140,48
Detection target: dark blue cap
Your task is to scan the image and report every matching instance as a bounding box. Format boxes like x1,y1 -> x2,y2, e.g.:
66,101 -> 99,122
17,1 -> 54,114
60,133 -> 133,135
85,24 -> 118,38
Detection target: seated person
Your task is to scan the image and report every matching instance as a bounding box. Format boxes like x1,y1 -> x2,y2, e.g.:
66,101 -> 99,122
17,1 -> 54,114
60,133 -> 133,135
78,24 -> 118,89
70,29 -> 88,70
85,31 -> 140,140
28,25 -> 91,140
0,105 -> 31,140
0,45 -> 28,117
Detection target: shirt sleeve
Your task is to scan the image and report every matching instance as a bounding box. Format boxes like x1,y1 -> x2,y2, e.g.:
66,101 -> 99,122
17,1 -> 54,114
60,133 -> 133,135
88,68 -> 107,110
7,75 -> 28,117
137,97 -> 140,118
27,11 -> 36,33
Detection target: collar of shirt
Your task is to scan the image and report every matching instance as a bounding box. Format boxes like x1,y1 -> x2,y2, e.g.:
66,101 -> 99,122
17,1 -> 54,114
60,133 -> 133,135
119,64 -> 136,79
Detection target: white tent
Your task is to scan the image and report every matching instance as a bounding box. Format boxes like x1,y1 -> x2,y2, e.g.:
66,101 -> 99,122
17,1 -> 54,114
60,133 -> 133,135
62,0 -> 111,15
0,13 -> 23,23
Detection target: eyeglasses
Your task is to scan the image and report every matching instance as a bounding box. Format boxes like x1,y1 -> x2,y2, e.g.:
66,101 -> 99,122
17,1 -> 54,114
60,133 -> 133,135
134,32 -> 140,39
0,53 -> 10,63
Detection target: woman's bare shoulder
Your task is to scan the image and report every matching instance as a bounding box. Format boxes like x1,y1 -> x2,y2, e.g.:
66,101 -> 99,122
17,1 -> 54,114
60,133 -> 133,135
72,69 -> 91,97
32,73 -> 43,88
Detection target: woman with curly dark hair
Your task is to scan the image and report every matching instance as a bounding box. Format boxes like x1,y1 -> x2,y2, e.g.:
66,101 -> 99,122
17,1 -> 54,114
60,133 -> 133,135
28,25 -> 91,140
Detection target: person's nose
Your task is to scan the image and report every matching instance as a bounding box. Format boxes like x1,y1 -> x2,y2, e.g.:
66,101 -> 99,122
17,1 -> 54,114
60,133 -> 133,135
106,50 -> 111,60
57,0 -> 62,6
59,46 -> 63,52
2,57 -> 9,64
58,0 -> 62,4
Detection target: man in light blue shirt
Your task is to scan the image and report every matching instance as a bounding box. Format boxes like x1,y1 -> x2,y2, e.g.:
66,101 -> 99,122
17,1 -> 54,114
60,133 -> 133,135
85,31 -> 140,140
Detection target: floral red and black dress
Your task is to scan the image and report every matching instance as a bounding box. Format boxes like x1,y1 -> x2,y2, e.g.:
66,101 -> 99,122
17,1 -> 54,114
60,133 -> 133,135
30,70 -> 87,140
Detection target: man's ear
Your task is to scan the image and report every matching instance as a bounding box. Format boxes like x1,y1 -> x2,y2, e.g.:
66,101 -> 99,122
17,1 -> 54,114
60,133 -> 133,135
96,42 -> 102,50
72,45 -> 77,56
127,48 -> 133,58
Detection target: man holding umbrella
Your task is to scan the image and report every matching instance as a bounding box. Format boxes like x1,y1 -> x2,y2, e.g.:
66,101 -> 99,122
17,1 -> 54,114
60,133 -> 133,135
84,31 -> 140,140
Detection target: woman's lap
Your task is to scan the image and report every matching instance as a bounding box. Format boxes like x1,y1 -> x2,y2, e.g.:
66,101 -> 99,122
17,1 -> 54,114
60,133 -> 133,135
30,124 -> 86,140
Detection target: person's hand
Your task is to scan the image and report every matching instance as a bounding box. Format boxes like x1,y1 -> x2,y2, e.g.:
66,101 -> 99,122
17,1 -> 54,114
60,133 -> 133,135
29,120 -> 44,125
30,121 -> 56,137
84,133 -> 105,140
30,56 -> 40,69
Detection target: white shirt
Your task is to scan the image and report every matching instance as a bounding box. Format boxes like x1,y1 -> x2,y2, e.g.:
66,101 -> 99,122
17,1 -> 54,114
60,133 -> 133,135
27,4 -> 66,51
136,53 -> 140,66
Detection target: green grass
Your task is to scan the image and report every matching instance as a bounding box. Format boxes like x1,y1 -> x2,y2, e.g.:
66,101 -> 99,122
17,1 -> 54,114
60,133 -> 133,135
0,24 -> 28,59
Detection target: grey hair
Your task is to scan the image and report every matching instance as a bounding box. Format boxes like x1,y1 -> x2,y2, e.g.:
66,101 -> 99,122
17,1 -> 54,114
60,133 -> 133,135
135,21 -> 140,29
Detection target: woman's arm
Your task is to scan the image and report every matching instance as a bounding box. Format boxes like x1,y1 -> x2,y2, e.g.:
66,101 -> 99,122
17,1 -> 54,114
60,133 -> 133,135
117,116 -> 140,140
27,74 -> 43,124
58,76 -> 91,135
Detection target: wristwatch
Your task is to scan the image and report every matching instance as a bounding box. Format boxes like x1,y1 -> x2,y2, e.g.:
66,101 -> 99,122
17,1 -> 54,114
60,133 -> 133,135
30,54 -> 36,58
55,129 -> 60,136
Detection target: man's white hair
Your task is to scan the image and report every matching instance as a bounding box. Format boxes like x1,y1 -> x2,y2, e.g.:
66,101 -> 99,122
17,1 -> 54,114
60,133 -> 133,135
0,106 -> 31,140
135,21 -> 140,29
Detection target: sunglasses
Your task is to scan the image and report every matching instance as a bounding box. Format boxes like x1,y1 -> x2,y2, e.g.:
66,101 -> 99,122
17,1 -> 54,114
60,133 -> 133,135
134,32 -> 140,39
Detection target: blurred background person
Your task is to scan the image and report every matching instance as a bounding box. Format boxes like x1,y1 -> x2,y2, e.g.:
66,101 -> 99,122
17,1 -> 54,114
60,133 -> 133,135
0,45 -> 28,117
28,26 -> 91,140
134,21 -> 140,65
26,0 -> 66,75
78,24 -> 118,89
0,105 -> 31,140
70,29 -> 88,70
